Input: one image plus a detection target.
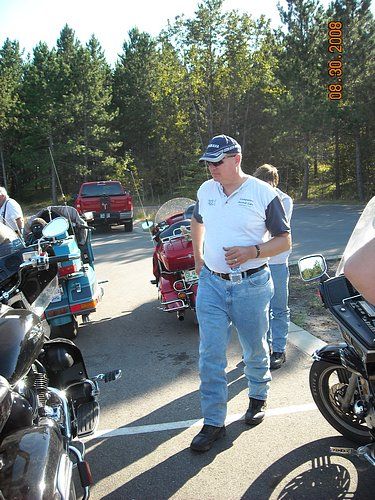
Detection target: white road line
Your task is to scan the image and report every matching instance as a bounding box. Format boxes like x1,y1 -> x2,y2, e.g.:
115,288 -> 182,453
85,402 -> 317,440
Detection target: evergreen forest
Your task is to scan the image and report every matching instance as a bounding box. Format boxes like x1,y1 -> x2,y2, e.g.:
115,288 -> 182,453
0,0 -> 374,205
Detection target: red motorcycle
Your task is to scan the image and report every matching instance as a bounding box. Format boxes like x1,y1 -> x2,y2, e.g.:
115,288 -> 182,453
144,198 -> 198,321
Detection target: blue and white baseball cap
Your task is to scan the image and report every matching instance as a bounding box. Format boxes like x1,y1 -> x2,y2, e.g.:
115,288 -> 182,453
199,134 -> 241,162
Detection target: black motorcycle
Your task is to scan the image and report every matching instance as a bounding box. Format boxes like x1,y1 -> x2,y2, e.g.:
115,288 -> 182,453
298,196 -> 375,466
0,218 -> 121,498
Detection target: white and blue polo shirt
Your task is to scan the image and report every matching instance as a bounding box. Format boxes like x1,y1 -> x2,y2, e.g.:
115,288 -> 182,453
193,176 -> 290,274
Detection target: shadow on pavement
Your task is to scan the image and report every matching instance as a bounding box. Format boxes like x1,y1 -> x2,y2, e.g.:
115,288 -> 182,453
91,434 -> 374,499
242,435 -> 374,500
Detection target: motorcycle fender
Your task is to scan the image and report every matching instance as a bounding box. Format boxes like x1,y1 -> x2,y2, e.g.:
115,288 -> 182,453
0,424 -> 72,499
313,342 -> 348,365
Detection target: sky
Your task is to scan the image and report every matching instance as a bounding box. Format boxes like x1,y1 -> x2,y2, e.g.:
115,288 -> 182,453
0,0 -> 354,66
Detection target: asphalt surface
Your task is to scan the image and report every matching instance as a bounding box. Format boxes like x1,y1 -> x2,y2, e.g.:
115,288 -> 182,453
290,203 -> 364,262
74,203 -> 374,499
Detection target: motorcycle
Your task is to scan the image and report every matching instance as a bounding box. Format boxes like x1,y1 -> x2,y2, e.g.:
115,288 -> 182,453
25,205 -> 103,339
298,195 -> 375,466
143,198 -> 198,321
0,218 -> 121,499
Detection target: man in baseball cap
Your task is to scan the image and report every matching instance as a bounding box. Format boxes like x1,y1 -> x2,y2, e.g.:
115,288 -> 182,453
190,133 -> 291,452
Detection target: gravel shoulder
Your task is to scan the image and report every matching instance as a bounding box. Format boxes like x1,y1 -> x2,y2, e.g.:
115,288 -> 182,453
289,260 -> 342,344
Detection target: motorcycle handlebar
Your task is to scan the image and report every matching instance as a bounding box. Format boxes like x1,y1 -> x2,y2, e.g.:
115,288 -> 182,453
0,252 -> 81,304
48,254 -> 74,264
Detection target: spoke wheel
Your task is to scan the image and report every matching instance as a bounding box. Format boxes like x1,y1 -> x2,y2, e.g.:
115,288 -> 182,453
309,360 -> 372,444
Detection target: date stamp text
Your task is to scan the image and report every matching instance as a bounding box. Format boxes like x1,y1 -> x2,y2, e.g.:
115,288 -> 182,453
328,21 -> 343,100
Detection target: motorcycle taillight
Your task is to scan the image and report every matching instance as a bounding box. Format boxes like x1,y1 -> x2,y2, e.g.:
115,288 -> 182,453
58,262 -> 79,276
174,280 -> 184,291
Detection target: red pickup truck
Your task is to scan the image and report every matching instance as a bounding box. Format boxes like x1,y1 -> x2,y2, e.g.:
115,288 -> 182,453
74,181 -> 133,232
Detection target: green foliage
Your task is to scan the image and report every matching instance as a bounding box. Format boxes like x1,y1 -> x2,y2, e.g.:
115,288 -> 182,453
176,161 -> 209,199
0,0 -> 374,204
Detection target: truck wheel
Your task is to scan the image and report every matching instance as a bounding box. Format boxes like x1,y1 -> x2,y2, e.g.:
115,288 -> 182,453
124,220 -> 133,232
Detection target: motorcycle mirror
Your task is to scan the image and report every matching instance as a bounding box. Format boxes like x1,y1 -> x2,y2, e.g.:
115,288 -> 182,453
298,254 -> 327,282
142,220 -> 154,232
42,217 -> 69,238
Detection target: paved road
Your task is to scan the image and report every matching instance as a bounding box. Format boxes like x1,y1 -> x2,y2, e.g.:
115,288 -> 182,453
74,204 -> 374,499
290,203 -> 364,261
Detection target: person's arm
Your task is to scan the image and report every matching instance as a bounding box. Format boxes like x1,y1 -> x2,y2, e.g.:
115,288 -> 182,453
224,232 -> 291,266
191,216 -> 205,275
15,216 -> 24,233
283,197 -> 293,222
344,237 -> 375,305
224,193 -> 291,266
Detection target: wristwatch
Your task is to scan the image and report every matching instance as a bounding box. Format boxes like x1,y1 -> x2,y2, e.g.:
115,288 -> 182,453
254,244 -> 261,258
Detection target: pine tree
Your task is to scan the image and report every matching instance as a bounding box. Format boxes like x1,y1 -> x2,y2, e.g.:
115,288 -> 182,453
0,39 -> 24,191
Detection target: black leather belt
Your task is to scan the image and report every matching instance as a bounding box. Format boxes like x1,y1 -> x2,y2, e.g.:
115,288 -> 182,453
204,263 -> 267,281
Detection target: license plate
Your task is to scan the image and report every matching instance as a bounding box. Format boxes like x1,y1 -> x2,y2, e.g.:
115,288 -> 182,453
50,286 -> 64,303
184,270 -> 199,283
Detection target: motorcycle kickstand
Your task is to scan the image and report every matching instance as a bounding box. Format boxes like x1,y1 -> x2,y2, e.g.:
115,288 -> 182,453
330,443 -> 375,466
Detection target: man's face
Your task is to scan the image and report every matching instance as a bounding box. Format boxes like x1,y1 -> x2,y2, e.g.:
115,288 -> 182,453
206,154 -> 240,184
0,194 -> 6,206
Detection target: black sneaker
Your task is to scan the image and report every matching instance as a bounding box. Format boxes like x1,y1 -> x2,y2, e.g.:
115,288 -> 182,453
270,351 -> 286,370
245,398 -> 267,425
190,424 -> 226,452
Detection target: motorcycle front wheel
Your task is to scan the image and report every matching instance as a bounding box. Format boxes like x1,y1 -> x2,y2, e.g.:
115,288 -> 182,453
309,360 -> 373,444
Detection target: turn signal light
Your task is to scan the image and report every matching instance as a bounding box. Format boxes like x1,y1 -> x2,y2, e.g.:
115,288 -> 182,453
70,299 -> 98,313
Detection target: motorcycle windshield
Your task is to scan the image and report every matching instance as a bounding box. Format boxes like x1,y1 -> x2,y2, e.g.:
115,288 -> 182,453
30,275 -> 59,317
155,198 -> 195,224
336,196 -> 375,276
0,222 -> 24,257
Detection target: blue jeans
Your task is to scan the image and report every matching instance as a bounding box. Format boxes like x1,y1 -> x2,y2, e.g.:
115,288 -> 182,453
268,264 -> 290,353
196,265 -> 273,427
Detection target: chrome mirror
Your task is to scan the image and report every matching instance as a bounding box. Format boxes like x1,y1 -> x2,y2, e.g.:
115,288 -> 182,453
142,220 -> 154,232
298,254 -> 327,282
42,217 -> 69,238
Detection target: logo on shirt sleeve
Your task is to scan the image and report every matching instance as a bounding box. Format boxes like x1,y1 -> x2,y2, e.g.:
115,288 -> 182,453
208,199 -> 216,206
